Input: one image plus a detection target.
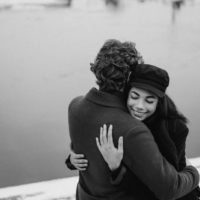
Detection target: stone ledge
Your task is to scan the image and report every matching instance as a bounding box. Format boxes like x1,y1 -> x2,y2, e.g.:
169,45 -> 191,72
0,157 -> 199,199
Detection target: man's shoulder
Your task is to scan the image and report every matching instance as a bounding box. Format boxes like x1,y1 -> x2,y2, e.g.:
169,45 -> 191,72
117,113 -> 150,135
127,120 -> 150,135
68,88 -> 95,107
68,95 -> 84,111
70,95 -> 84,104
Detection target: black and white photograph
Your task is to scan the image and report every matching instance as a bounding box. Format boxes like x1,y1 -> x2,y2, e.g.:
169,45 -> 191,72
0,0 -> 200,199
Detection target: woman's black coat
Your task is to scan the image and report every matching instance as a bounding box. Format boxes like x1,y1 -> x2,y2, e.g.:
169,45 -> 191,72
144,115 -> 200,200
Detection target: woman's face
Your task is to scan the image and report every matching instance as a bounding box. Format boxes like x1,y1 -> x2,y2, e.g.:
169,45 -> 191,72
127,87 -> 159,121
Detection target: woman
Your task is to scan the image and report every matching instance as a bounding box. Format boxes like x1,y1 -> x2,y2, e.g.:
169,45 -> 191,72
66,64 -> 200,200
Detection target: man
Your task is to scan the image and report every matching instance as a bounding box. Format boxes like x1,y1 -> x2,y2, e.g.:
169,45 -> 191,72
68,39 -> 199,200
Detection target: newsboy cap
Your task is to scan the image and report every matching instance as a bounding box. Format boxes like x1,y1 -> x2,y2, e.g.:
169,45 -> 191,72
128,64 -> 169,97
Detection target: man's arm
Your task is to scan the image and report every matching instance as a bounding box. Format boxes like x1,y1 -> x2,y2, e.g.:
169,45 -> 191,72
123,125 -> 199,200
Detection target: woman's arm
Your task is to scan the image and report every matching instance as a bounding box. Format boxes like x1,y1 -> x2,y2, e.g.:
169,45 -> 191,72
66,124 -> 124,172
65,153 -> 77,170
65,145 -> 88,171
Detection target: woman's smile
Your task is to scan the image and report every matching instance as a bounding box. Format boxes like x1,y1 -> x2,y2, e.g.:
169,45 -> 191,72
130,109 -> 148,120
127,87 -> 158,121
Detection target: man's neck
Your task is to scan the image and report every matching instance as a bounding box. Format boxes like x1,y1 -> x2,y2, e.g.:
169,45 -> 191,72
99,88 -> 123,98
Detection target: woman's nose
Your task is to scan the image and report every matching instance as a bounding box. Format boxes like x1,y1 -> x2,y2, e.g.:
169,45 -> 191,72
136,100 -> 145,110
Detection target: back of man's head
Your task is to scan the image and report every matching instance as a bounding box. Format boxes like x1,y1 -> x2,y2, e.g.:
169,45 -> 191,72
90,39 -> 144,93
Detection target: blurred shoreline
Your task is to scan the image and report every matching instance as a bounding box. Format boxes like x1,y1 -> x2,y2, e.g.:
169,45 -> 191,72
0,0 -> 72,10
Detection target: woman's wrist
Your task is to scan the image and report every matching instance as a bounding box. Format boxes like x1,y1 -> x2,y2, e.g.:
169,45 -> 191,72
109,162 -> 121,171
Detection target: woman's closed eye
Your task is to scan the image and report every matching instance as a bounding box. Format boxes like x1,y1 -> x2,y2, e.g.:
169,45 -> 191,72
146,97 -> 157,104
130,94 -> 139,99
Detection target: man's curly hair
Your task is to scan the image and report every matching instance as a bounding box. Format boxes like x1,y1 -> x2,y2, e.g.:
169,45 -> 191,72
90,39 -> 144,93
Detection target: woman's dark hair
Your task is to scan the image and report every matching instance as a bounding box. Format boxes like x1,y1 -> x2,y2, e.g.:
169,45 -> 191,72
90,39 -> 144,93
156,94 -> 188,123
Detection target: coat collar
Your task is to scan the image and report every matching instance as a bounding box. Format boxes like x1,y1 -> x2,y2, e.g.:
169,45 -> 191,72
86,88 -> 127,111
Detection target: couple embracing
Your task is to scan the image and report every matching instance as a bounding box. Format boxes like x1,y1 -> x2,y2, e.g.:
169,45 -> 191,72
66,39 -> 200,200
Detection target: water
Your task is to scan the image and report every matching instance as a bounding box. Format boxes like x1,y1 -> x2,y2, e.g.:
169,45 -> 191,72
0,0 -> 200,188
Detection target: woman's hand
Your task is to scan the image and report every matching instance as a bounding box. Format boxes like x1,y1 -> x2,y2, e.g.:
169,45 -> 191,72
69,151 -> 88,171
96,124 -> 123,171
